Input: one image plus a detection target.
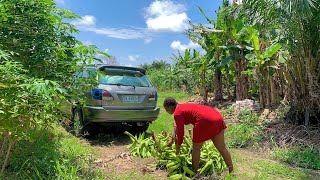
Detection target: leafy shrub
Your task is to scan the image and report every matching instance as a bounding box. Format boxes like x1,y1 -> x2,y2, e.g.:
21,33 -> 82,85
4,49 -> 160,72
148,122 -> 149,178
9,125 -> 104,179
0,0 -> 106,175
272,146 -> 320,170
226,123 -> 262,148
225,109 -> 263,148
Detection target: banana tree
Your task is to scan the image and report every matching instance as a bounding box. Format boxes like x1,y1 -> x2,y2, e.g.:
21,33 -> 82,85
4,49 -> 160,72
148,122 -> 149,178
172,49 -> 197,92
189,53 -> 213,102
244,27 -> 282,108
200,2 -> 252,101
186,15 -> 225,101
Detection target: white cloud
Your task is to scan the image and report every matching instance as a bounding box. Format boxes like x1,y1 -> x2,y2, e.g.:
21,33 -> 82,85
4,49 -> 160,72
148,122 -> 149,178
86,27 -> 147,39
72,15 -> 96,27
128,55 -> 140,62
170,40 -> 200,51
104,48 -> 109,53
72,15 -> 151,41
145,1 -> 189,32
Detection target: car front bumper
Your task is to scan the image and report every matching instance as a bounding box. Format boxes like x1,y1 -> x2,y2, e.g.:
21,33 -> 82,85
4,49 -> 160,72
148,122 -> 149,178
82,106 -> 160,123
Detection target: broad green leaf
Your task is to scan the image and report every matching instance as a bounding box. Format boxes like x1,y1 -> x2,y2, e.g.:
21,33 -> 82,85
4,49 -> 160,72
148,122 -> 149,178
184,49 -> 190,61
245,46 -> 254,51
278,53 -> 286,64
262,44 -> 282,59
218,55 -> 236,67
252,33 -> 260,51
198,6 -> 215,24
97,49 -> 111,58
245,54 -> 255,60
236,17 -> 245,33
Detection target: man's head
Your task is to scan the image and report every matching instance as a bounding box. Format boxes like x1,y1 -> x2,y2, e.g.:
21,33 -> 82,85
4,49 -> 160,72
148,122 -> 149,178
163,97 -> 177,114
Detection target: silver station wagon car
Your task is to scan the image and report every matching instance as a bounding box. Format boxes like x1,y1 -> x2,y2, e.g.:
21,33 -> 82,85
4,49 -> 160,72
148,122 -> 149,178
59,65 -> 160,135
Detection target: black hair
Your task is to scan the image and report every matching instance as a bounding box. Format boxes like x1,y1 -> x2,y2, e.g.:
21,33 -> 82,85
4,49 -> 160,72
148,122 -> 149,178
163,97 -> 177,107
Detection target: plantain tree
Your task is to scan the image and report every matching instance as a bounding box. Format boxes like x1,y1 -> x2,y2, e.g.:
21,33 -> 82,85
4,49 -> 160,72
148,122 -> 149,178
244,26 -> 282,108
243,0 -> 320,128
172,49 -> 197,92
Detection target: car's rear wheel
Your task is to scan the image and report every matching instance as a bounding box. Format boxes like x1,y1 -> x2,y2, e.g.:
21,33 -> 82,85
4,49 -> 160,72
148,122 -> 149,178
72,108 -> 85,137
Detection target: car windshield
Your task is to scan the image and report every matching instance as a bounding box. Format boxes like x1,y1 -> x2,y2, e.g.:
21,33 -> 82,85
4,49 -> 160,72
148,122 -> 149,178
98,70 -> 151,87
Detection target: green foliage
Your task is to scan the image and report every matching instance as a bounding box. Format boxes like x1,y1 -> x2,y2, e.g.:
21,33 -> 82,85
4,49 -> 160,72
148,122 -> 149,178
226,109 -> 263,148
0,0 -> 107,175
272,146 -> 320,170
7,125 -> 103,179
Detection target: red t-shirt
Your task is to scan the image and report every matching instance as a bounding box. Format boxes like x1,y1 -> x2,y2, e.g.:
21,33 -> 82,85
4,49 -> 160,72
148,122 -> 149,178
174,103 -> 226,145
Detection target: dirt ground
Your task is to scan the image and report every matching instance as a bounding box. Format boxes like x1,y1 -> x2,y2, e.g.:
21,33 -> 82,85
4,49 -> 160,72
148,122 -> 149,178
86,131 -> 320,180
87,131 -> 169,179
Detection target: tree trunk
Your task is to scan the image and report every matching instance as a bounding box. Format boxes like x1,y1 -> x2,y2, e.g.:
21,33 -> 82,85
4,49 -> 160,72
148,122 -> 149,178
270,77 -> 276,106
235,50 -> 248,100
1,132 -> 15,173
214,53 -> 223,100
202,70 -> 208,102
259,75 -> 265,108
214,67 -> 223,100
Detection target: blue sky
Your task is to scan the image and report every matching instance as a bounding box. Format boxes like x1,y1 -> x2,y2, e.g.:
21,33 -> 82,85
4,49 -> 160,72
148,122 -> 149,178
55,0 -> 224,67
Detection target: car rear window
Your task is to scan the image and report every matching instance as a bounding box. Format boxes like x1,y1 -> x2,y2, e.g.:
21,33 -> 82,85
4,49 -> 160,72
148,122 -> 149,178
98,70 -> 151,87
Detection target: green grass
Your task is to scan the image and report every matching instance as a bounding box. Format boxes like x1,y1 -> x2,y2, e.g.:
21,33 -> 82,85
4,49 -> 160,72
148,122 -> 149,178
225,109 -> 263,148
6,124 -> 104,180
272,146 -> 320,170
106,170 -> 160,180
231,149 -> 314,180
148,91 -> 193,134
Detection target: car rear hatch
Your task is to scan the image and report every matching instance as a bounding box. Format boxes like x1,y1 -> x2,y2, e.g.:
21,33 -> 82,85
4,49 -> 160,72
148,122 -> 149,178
93,66 -> 158,110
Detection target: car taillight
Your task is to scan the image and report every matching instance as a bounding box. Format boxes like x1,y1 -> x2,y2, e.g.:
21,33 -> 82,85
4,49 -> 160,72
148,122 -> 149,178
102,90 -> 114,100
149,91 -> 158,101
91,89 -> 113,100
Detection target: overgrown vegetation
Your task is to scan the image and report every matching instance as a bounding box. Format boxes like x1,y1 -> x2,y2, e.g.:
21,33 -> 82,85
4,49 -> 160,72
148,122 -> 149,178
0,0 -> 107,177
225,110 -> 263,148
272,146 -> 320,170
5,125 -> 104,179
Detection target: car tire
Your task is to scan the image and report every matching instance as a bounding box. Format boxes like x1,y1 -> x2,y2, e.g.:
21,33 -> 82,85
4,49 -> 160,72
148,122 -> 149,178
72,107 -> 85,137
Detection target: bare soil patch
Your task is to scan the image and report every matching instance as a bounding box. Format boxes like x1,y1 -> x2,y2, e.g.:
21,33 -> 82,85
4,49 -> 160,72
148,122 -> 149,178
87,131 -> 168,179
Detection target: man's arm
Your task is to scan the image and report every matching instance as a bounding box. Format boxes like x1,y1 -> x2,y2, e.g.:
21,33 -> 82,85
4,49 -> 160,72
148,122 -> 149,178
174,113 -> 185,155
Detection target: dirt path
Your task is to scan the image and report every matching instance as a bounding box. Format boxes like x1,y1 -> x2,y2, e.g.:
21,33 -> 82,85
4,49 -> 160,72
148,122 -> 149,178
87,132 -> 168,180
87,131 -> 319,180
